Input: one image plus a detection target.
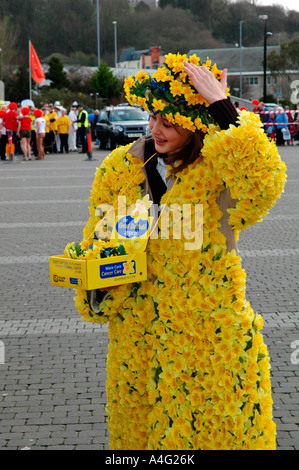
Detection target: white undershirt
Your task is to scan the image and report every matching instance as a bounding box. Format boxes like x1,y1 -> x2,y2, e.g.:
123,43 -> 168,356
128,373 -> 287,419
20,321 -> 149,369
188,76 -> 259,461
156,157 -> 168,184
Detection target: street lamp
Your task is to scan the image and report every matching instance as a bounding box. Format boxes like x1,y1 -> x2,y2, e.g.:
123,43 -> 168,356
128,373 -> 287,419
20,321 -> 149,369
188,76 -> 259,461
112,21 -> 117,69
239,15 -> 268,98
96,0 -> 100,66
263,21 -> 273,102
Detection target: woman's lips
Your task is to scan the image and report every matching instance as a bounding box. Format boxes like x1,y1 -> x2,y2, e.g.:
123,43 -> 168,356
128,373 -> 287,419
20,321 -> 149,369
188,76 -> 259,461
154,137 -> 167,146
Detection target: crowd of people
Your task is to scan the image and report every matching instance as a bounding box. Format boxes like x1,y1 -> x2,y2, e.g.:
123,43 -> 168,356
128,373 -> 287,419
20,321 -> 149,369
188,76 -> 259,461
234,99 -> 299,146
1,96 -> 298,162
0,100 -> 94,161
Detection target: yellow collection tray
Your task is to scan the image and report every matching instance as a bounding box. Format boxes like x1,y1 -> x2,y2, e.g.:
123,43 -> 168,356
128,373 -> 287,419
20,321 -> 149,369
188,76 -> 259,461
49,252 -> 147,290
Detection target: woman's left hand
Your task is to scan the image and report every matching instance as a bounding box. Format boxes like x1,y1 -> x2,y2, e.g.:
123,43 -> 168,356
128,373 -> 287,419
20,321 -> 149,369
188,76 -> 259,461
183,61 -> 228,105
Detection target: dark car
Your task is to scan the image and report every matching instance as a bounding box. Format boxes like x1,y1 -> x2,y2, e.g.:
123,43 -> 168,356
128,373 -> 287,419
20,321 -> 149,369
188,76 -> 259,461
96,105 -> 150,150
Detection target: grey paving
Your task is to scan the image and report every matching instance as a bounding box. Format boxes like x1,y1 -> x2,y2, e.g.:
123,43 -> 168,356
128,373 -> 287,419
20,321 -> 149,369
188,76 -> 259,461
0,144 -> 298,450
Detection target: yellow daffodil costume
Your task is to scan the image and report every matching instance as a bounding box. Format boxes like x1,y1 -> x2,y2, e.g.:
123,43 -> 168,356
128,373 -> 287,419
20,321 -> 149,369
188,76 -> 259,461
67,53 -> 286,450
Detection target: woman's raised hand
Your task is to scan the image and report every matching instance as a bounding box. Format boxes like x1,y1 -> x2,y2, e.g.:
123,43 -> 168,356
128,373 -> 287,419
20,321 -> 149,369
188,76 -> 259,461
183,61 -> 228,105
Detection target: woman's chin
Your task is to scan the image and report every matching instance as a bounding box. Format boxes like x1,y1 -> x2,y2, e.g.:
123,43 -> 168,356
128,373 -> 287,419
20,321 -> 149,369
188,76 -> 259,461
154,139 -> 168,153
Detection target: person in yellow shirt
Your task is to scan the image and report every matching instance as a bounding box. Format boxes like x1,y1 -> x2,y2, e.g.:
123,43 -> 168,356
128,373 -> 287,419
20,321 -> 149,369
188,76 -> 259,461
44,104 -> 57,153
56,108 -> 71,154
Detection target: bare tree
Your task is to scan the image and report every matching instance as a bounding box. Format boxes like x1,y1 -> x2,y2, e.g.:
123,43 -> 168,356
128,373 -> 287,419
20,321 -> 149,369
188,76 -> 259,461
0,16 -> 19,71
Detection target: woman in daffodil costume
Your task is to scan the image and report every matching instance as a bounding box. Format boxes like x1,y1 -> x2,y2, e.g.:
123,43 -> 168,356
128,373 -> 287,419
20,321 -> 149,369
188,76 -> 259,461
68,53 -> 286,450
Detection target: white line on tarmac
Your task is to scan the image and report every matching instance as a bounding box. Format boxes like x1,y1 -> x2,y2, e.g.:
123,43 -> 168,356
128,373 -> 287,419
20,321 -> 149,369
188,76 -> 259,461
0,221 -> 85,229
0,175 -> 94,180
0,199 -> 87,205
0,185 -> 91,190
240,248 -> 299,257
0,318 -> 108,336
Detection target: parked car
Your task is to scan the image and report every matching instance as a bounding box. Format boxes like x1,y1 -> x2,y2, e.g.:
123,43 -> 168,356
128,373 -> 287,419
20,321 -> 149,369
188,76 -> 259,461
264,103 -> 278,111
95,105 -> 151,150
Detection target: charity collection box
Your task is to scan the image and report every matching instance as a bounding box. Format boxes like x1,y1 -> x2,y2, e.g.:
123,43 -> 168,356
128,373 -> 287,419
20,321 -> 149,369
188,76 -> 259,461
49,251 -> 147,290
49,206 -> 153,290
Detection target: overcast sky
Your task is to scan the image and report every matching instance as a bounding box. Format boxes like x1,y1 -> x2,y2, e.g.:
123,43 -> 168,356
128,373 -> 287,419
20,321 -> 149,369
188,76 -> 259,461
250,0 -> 299,12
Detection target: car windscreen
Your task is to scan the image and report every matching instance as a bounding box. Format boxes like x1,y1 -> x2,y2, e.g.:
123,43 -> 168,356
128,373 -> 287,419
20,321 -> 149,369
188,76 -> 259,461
110,109 -> 147,122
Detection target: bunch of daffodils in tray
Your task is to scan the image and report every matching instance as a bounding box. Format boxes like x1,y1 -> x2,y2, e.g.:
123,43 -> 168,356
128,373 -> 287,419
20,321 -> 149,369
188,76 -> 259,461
64,238 -> 140,261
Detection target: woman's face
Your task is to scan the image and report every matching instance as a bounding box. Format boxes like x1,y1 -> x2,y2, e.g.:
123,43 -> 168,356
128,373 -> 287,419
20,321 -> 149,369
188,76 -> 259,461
149,113 -> 193,157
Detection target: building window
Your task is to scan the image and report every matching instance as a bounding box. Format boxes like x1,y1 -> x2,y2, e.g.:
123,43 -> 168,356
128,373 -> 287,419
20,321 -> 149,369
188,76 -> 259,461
266,75 -> 277,85
245,76 -> 258,86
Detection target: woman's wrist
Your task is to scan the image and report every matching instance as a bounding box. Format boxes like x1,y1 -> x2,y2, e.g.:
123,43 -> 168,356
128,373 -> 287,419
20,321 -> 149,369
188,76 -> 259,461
208,97 -> 238,130
208,95 -> 227,105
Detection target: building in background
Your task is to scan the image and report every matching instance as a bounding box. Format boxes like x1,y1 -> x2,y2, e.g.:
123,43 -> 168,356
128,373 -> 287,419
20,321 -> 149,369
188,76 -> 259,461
188,46 -> 299,102
118,46 -> 165,70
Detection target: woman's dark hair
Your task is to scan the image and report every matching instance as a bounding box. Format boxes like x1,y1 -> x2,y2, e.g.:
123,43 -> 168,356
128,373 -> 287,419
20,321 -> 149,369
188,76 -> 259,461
157,130 -> 205,174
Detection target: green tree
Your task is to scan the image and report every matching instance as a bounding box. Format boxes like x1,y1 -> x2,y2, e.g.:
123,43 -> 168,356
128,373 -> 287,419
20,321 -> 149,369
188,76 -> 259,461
46,56 -> 70,89
268,36 -> 299,72
0,16 -> 19,72
282,36 -> 299,66
267,50 -> 287,74
4,64 -> 29,101
90,62 -> 121,102
1,0 -> 299,67
117,6 -> 220,54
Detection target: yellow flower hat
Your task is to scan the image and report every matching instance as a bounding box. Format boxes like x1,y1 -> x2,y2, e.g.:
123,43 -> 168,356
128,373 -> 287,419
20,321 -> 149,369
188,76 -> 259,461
124,52 -> 228,133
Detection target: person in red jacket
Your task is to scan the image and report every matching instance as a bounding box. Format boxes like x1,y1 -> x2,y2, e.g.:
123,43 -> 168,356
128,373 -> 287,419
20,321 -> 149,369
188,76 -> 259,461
0,109 -> 7,160
17,107 -> 32,160
251,99 -> 260,113
4,102 -> 19,155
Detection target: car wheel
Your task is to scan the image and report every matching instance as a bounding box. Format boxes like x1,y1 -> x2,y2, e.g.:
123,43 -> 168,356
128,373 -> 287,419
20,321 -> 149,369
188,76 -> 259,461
100,140 -> 107,149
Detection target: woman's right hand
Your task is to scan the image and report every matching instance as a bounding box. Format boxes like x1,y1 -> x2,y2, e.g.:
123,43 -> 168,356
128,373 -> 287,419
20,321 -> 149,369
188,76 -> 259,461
183,61 -> 228,105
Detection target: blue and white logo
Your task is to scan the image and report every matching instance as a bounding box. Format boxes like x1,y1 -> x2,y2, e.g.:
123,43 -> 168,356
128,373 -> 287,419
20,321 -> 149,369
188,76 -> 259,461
115,215 -> 149,239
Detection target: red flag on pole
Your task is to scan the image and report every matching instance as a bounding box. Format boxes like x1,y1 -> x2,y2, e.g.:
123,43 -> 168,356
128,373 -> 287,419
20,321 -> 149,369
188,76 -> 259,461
30,42 -> 45,85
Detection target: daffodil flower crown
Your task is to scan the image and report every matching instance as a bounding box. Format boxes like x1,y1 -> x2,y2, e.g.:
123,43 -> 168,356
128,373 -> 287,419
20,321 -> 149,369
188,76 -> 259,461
124,52 -> 229,133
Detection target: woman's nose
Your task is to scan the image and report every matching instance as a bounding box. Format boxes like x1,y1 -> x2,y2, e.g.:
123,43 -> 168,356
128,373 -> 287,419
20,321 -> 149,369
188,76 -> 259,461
150,118 -> 161,134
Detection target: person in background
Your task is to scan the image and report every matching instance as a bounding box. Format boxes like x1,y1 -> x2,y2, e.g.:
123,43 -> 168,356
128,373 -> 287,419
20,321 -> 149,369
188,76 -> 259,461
0,109 -> 7,160
257,102 -> 268,124
251,99 -> 260,113
56,108 -> 71,154
29,106 -> 38,159
68,104 -> 78,152
285,106 -> 296,145
294,104 -> 299,143
17,107 -> 32,161
77,104 -> 88,153
265,111 -> 276,142
275,106 -> 288,146
93,109 -> 100,144
54,102 -> 62,152
88,109 -> 100,145
45,104 -> 57,153
34,108 -> 46,160
3,102 -> 19,155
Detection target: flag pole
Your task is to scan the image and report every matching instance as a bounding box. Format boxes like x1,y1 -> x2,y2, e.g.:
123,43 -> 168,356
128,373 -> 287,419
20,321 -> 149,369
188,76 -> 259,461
29,40 -> 32,100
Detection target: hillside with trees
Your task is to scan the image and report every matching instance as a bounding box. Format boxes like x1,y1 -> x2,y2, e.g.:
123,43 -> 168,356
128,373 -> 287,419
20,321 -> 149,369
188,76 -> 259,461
1,0 -> 299,67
